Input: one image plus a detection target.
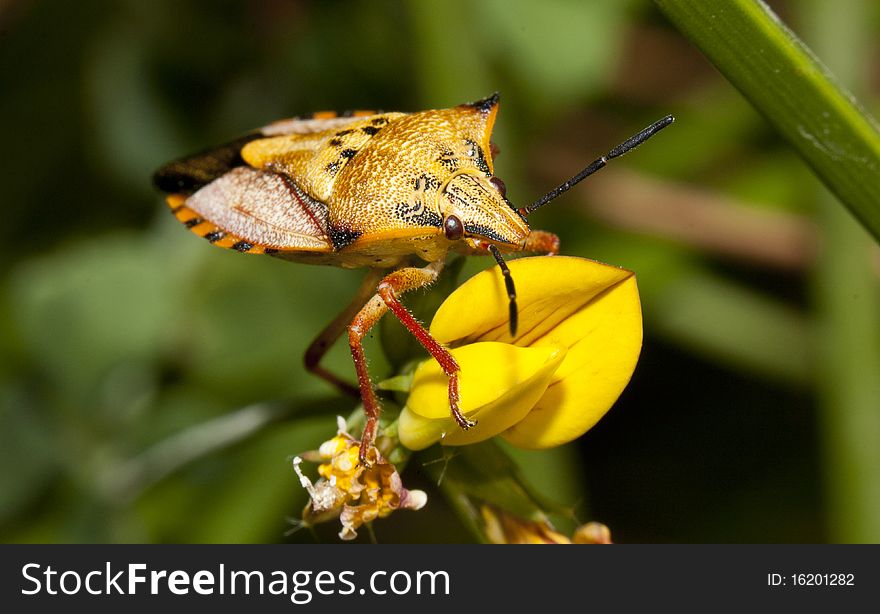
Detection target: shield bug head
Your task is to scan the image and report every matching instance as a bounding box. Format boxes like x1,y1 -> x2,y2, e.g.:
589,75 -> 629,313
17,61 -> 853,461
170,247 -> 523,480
438,170 -> 530,248
441,109 -> 676,337
426,94 -> 530,251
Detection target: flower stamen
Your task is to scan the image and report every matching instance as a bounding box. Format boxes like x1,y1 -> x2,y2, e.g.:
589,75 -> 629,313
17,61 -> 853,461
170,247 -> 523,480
294,420 -> 426,540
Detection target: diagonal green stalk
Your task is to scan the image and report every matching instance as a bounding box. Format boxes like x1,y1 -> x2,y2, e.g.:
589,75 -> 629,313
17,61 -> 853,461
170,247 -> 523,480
653,0 -> 880,244
802,0 -> 880,543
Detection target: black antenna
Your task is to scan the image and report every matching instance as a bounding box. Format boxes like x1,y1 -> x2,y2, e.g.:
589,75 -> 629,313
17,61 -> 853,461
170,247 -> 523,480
525,115 -> 675,215
488,244 -> 518,336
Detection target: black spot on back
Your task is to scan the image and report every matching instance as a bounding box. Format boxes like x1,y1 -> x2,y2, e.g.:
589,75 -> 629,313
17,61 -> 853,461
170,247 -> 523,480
371,117 -> 388,126
465,139 -> 491,174
184,217 -> 204,228
335,129 -> 354,137
362,126 -> 380,136
329,137 -> 343,147
328,224 -> 363,250
232,241 -> 254,252
394,201 -> 442,228
438,148 -> 458,172
412,173 -> 441,191
340,149 -> 357,159
204,230 -> 226,243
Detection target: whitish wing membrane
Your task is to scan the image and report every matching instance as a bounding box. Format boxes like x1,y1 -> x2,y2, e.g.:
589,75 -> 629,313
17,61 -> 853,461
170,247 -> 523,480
185,167 -> 331,251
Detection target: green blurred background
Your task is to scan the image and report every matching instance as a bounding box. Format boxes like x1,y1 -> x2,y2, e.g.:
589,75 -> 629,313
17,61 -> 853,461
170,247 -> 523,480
1,0 -> 878,543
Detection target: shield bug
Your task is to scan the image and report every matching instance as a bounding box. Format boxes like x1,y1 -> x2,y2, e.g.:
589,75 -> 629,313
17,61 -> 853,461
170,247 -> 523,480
154,94 -> 673,464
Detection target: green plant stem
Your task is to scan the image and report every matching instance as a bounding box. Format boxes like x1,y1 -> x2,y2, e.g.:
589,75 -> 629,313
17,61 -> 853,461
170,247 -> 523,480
654,0 -> 880,244
802,0 -> 880,543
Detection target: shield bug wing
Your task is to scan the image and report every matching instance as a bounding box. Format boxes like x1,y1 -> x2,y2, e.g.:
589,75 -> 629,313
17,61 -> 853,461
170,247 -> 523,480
260,110 -> 382,136
153,133 -> 264,194
156,110 -> 407,259
152,110 -> 392,196
175,166 -> 332,254
242,112 -> 407,205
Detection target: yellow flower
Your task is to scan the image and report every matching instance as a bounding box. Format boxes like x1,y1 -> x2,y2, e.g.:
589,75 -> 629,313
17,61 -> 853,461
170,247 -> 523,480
293,418 -> 427,540
480,505 -> 613,544
480,505 -> 571,544
398,255 -> 641,450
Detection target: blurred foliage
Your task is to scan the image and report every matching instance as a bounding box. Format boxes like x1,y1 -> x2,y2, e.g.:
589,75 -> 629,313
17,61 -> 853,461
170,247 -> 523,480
655,0 -> 880,242
1,0 -> 878,543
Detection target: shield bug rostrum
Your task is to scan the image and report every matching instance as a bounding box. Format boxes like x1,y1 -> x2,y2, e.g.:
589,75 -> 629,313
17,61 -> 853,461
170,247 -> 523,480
154,94 -> 673,464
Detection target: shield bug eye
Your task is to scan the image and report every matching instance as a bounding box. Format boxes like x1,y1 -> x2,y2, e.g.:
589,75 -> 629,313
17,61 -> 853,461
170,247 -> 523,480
489,176 -> 507,198
444,215 -> 464,240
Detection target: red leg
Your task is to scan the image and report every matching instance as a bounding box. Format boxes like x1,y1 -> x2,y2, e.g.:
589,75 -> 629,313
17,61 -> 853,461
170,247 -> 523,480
378,281 -> 473,431
348,261 -> 473,465
348,294 -> 387,463
304,269 -> 384,397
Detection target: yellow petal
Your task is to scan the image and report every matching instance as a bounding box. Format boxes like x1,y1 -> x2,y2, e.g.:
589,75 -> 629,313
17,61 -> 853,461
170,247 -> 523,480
502,275 -> 642,448
429,255 -> 642,449
430,255 -> 635,347
397,407 -> 448,451
399,342 -> 565,450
